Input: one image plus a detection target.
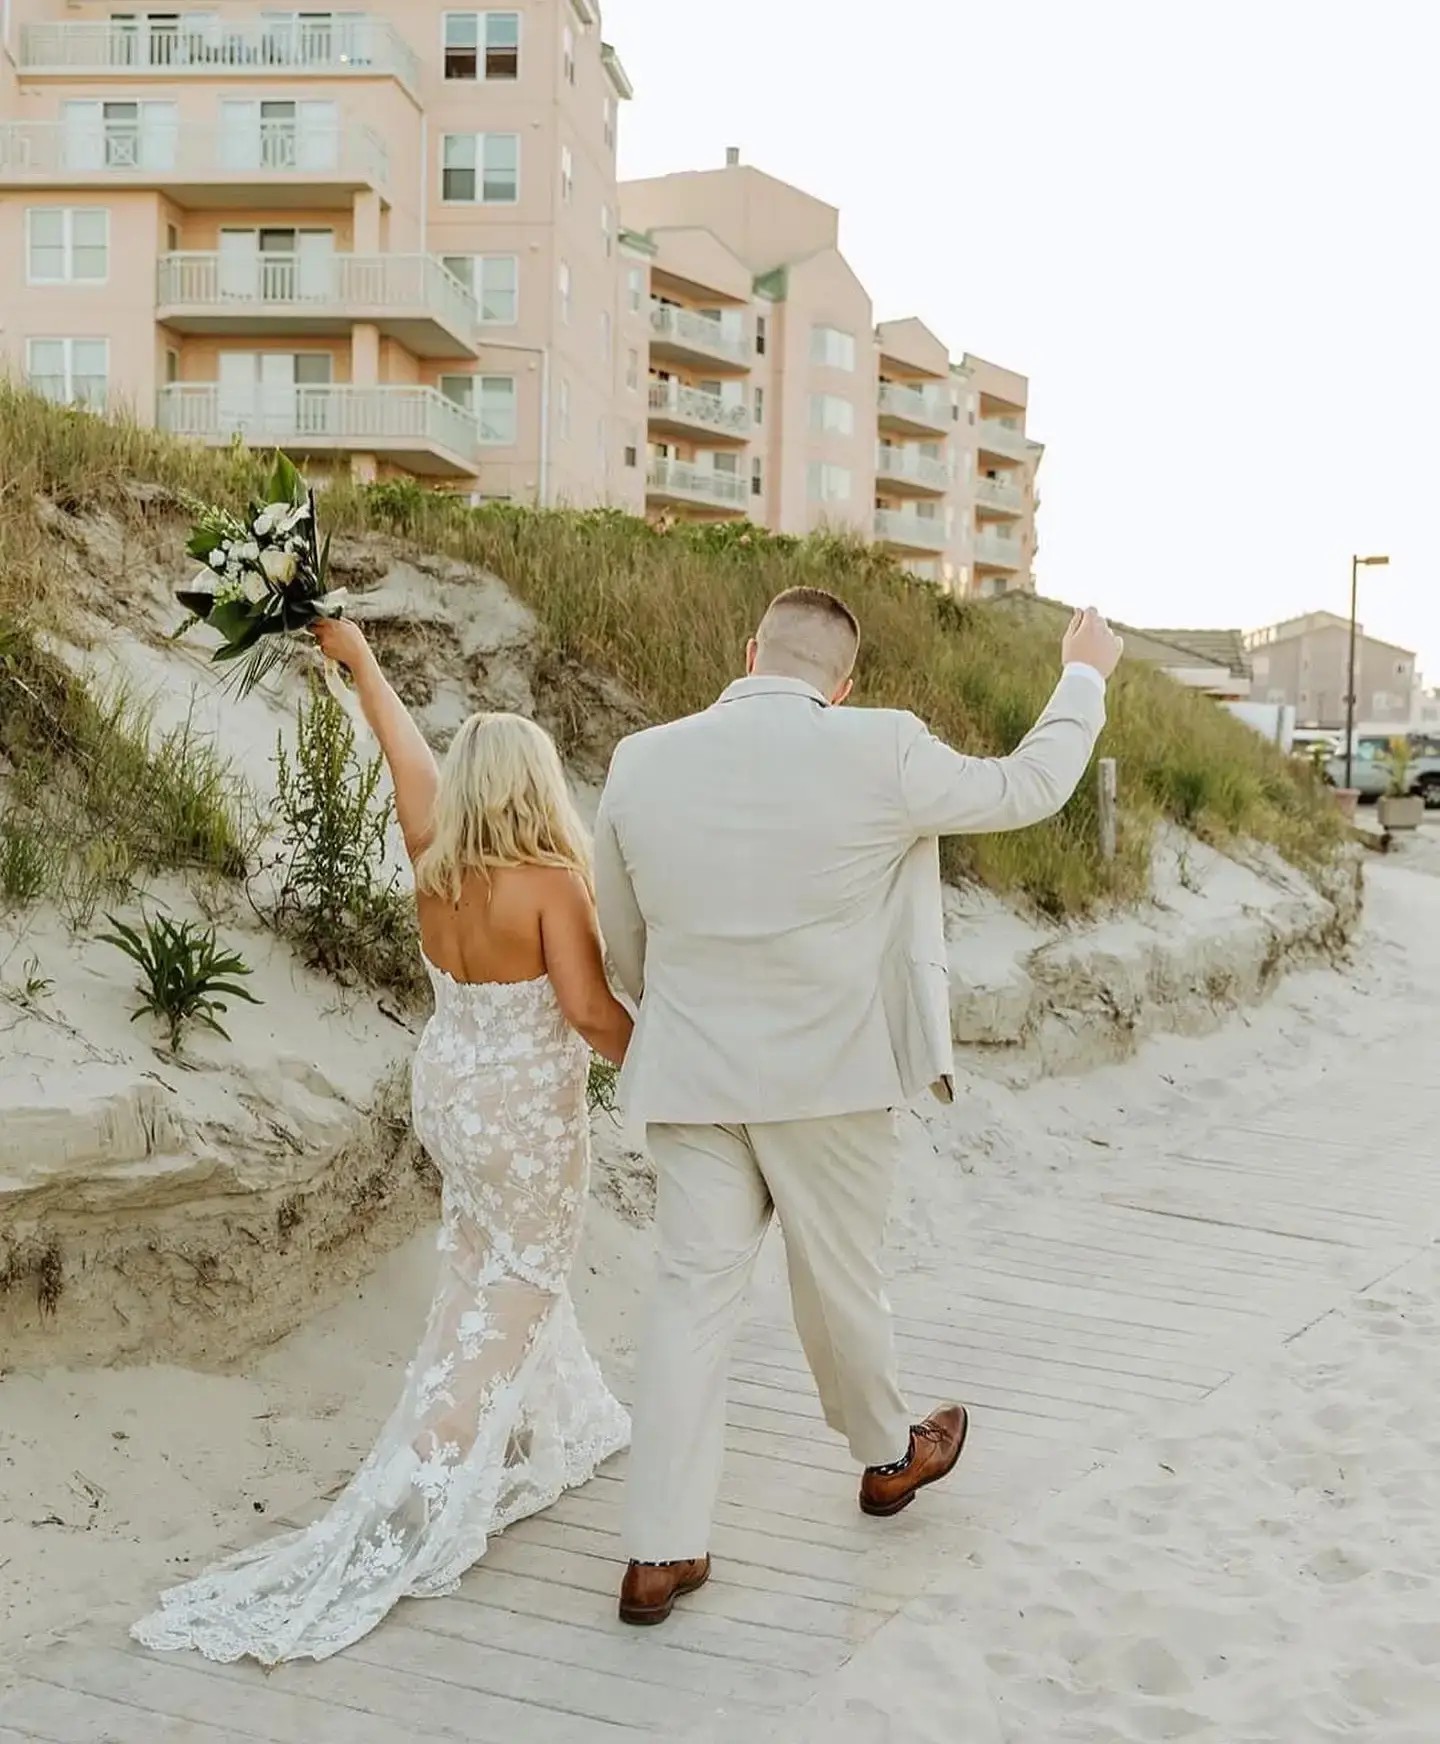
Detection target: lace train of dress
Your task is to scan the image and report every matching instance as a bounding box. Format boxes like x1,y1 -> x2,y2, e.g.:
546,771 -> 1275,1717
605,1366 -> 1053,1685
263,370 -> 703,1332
132,963 -> 630,1665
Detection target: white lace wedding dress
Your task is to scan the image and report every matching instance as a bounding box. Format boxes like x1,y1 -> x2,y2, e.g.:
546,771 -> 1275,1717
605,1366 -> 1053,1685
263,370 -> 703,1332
132,961 -> 630,1665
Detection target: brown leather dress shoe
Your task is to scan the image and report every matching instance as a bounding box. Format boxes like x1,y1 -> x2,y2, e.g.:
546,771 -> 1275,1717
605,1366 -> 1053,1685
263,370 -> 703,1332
859,1404 -> 969,1517
618,1556 -> 712,1626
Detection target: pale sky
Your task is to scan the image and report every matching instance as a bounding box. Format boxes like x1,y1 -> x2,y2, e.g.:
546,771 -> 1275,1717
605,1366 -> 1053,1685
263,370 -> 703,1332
605,0 -> 1438,682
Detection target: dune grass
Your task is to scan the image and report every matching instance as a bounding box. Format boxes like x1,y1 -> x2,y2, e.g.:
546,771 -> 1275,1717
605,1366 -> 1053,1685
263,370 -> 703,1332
0,388 -> 1343,918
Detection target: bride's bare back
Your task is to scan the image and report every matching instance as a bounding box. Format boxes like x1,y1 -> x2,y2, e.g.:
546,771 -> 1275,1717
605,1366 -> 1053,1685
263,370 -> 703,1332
417,865 -> 561,985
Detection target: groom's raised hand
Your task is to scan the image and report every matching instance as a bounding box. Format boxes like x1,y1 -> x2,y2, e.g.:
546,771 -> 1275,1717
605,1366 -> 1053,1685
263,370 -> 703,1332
1062,607 -> 1124,679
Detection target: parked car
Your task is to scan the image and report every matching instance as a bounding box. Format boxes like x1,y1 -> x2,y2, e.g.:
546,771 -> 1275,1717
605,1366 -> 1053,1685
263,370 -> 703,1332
1324,733 -> 1440,805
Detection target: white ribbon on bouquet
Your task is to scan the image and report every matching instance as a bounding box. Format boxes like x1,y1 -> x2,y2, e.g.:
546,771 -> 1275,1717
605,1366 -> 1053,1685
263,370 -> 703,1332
311,588 -> 374,747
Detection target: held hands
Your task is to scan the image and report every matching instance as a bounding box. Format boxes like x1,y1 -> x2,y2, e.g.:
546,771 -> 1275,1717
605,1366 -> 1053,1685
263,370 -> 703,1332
311,615 -> 371,673
1062,607 -> 1124,680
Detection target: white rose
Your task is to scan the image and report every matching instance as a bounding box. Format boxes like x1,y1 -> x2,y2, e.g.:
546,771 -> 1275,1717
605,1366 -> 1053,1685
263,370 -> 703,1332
278,501 -> 311,535
238,540 -> 260,563
259,547 -> 298,587
241,569 -> 270,604
208,548 -> 226,570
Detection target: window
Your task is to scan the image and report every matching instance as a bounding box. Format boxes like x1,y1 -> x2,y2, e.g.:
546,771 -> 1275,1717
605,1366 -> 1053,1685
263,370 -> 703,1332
809,393 -> 854,436
753,385 -> 764,426
165,347 -> 180,384
599,309 -> 612,360
600,202 -> 612,256
756,314 -> 767,357
627,266 -> 644,313
558,259 -> 571,323
623,423 -> 639,467
441,253 -> 519,324
810,325 -> 855,371
625,346 -> 639,391
444,11 -> 519,79
442,132 -> 518,202
562,23 -> 576,83
751,456 -> 763,498
557,376 -> 571,440
27,208 -> 108,284
474,375 -> 512,444
166,221 -> 179,253
807,461 -> 851,503
603,95 -> 616,152
560,144 -> 573,203
27,337 -> 108,409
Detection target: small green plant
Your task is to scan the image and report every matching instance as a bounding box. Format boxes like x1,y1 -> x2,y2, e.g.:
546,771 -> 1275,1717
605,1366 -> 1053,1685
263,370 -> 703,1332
0,814 -> 49,906
1387,735 -> 1413,798
273,686 -> 425,1002
100,910 -> 261,1052
586,1057 -> 619,1117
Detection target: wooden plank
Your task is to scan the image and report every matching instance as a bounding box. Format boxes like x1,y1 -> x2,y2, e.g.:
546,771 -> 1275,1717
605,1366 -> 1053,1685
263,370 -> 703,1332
474,1538 -> 875,1645
411,1594 -> 817,1708
512,1515 -> 895,1612
139,1644 -> 638,1744
0,1677 -> 280,1744
346,1621 -> 773,1733
443,1572 -> 842,1675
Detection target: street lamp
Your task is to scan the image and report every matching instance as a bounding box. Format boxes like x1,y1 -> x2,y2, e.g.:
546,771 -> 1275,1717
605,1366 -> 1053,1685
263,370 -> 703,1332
1345,553 -> 1390,790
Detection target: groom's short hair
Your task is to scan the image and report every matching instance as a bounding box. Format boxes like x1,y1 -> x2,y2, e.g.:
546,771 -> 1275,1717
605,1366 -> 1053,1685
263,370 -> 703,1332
755,588 -> 860,690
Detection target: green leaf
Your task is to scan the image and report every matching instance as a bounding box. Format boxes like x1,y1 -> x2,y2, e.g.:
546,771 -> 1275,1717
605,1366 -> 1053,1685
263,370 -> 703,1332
267,451 -> 304,507
207,598 -> 259,643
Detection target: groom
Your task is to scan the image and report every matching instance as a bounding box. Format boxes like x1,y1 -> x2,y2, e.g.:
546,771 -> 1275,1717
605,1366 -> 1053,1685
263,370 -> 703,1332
595,587 -> 1122,1624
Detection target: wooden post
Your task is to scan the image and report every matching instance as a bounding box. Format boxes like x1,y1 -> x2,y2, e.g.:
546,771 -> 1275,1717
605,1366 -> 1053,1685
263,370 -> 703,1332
1098,757 -> 1117,862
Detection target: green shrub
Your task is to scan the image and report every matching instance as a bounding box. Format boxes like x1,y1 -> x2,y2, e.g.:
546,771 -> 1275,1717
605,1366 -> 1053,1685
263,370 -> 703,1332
273,685 -> 426,1003
0,814 -> 49,906
100,910 -> 261,1052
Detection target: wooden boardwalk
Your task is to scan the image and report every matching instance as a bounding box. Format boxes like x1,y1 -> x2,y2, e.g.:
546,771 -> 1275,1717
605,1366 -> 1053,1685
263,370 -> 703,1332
4,1024 -> 1437,1742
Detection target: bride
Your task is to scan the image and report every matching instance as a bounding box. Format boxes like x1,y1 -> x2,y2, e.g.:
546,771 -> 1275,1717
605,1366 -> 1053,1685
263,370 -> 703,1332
133,618 -> 633,1665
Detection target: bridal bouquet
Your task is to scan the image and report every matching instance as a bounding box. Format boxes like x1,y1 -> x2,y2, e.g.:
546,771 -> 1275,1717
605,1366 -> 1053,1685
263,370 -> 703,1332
176,452 -> 346,697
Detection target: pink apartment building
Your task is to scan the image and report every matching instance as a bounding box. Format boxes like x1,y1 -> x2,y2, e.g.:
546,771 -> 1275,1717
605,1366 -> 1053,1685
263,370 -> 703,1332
0,6 -> 1038,595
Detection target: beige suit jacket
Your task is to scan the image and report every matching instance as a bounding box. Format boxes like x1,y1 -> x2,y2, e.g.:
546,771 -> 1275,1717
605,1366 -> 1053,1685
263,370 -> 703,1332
594,666 -> 1106,1126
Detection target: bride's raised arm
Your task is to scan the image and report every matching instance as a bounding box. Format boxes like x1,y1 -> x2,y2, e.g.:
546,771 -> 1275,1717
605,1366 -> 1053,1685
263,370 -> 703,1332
311,618 -> 438,861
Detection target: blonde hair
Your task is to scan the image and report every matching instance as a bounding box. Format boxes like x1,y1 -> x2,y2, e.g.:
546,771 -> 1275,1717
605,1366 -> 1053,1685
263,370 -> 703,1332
414,712 -> 592,903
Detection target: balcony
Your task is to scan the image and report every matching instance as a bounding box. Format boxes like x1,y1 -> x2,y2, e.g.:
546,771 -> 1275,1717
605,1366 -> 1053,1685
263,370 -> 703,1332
647,381 -> 749,443
646,458 -> 750,514
156,254 -> 478,358
875,508 -> 948,553
877,381 -> 951,437
157,384 -> 479,478
649,302 -> 750,372
17,18 -> 420,96
977,417 -> 1028,461
0,119 -> 388,209
974,530 -> 1025,571
875,443 -> 949,496
975,474 -> 1026,516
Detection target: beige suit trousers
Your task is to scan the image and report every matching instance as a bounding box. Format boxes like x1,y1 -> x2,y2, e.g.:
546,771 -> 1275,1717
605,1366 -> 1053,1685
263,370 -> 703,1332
622,1112 -> 913,1561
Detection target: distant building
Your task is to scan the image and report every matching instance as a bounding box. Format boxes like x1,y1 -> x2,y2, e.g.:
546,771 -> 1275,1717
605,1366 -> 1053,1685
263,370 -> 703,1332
1244,613 -> 1417,729
991,597 -> 1250,698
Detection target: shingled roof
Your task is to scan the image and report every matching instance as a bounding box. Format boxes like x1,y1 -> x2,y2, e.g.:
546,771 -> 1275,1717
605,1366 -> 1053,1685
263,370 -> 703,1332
1139,629 -> 1252,680
985,594 -> 1241,677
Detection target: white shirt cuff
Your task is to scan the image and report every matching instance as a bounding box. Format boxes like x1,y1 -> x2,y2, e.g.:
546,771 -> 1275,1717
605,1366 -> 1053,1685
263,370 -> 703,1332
1062,662 -> 1107,692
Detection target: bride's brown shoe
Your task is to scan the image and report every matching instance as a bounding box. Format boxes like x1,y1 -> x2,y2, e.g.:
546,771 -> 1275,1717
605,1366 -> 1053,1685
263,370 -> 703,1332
618,1556 -> 712,1626
859,1404 -> 969,1518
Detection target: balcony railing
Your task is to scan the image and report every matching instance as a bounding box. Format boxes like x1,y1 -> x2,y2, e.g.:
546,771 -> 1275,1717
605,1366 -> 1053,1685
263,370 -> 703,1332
875,444 -> 950,492
157,383 -> 479,462
647,381 -> 749,438
649,302 -> 750,367
974,530 -> 1024,569
976,475 -> 1026,513
18,17 -> 420,93
646,458 -> 750,510
156,252 -> 477,340
875,508 -> 948,551
977,417 -> 1028,459
878,382 -> 951,431
0,119 -> 388,188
